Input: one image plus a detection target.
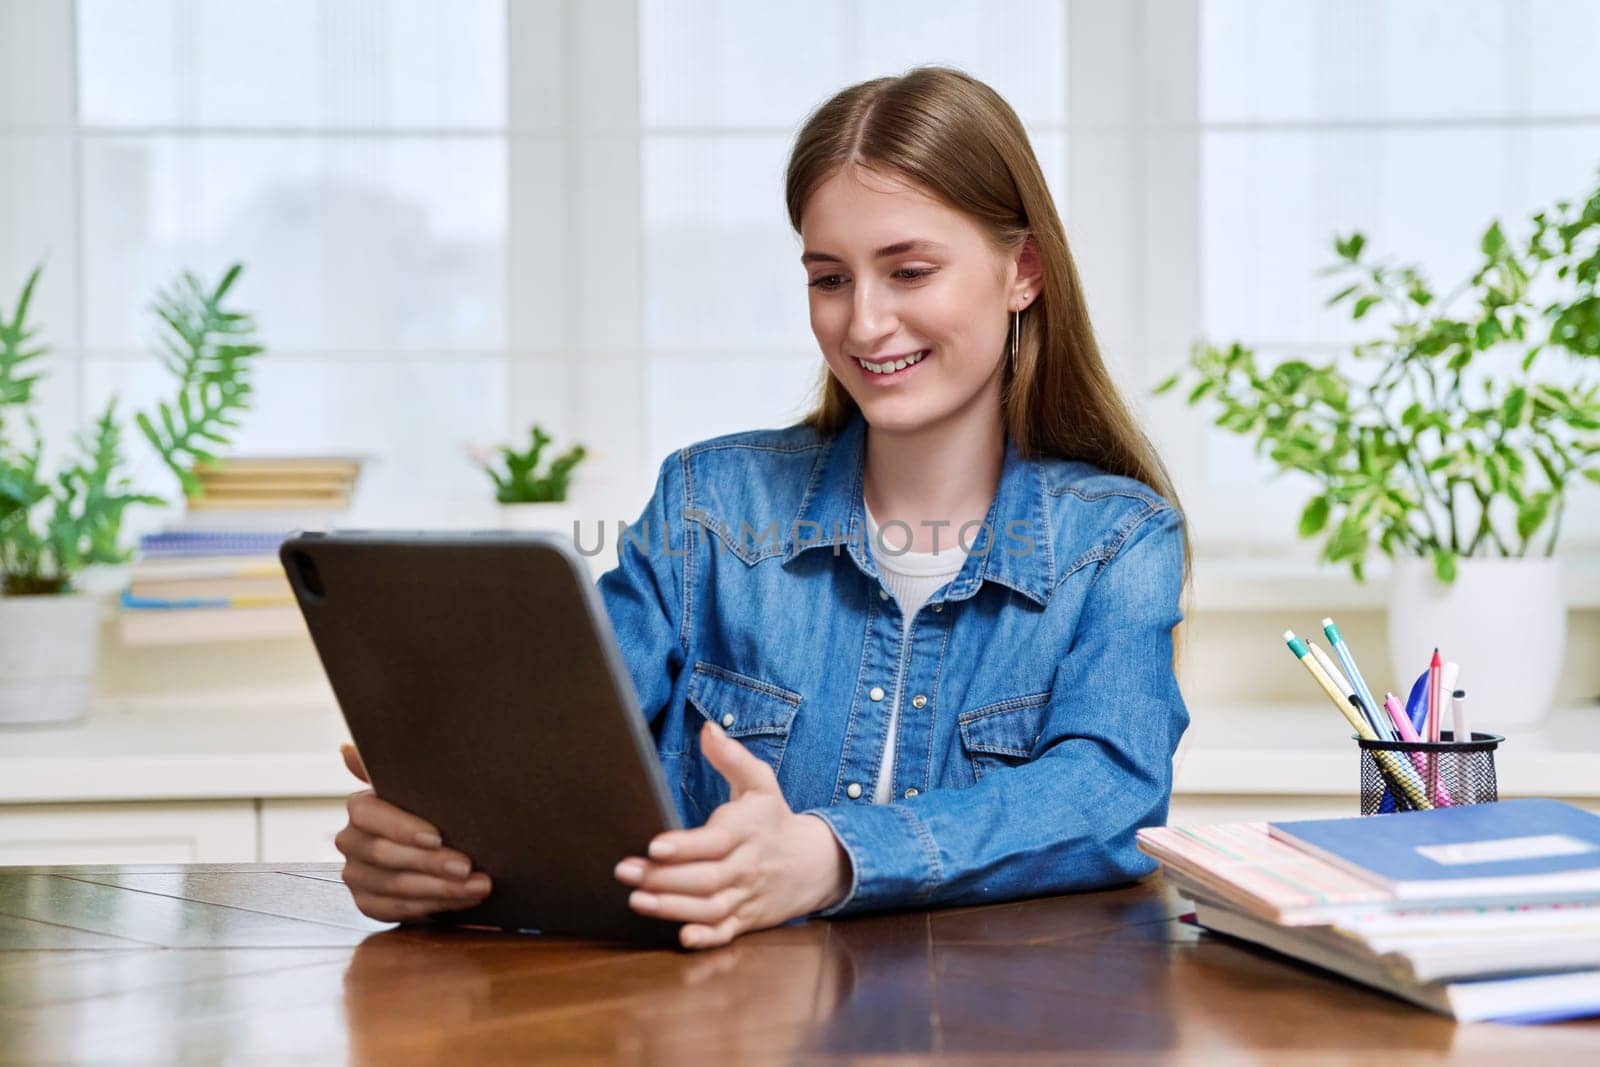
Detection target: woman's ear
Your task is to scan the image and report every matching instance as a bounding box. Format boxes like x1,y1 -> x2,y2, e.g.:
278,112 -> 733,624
1011,234 -> 1044,309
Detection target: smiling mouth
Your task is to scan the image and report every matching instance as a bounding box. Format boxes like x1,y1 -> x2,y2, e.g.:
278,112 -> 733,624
854,350 -> 929,375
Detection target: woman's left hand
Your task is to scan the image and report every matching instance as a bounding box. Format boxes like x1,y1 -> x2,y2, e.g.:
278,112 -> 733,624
614,720 -> 851,950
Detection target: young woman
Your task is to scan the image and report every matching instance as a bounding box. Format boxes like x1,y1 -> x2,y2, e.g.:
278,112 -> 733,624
334,67 -> 1190,951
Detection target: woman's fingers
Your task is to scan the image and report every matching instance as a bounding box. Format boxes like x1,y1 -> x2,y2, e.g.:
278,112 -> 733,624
334,824 -> 476,882
340,743 -> 371,785
342,856 -> 491,902
352,891 -> 485,924
628,885 -> 749,926
613,856 -> 740,896
681,914 -> 743,950
646,822 -> 740,864
347,790 -> 445,850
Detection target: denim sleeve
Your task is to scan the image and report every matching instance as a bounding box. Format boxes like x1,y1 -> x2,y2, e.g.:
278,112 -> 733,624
805,506 -> 1189,917
595,454 -> 689,728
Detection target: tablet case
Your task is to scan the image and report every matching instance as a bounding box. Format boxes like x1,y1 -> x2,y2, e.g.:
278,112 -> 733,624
280,530 -> 683,945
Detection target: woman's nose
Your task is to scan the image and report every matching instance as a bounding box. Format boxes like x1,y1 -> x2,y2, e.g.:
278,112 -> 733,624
847,282 -> 897,347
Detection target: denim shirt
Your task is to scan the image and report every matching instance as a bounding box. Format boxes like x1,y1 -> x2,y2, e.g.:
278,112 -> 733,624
595,410 -> 1188,917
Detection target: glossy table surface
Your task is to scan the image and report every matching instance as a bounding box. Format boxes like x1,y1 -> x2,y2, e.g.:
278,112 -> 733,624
2,864 -> 1597,1064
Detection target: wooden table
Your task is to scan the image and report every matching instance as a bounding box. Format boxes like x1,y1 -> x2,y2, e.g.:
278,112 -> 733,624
3,865 -> 1597,1064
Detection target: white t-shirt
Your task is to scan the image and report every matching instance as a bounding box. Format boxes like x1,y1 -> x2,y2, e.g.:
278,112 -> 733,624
863,501 -> 967,804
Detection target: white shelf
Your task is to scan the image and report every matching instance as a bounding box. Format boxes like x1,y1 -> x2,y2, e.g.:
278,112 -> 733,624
1177,702 -> 1600,798
4,692 -> 1597,807
1187,555 -> 1600,613
0,691 -> 352,804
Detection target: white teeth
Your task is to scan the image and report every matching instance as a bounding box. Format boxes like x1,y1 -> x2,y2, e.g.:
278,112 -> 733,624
857,350 -> 927,374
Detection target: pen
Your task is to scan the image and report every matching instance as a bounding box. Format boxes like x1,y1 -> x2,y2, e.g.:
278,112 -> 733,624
1321,617 -> 1390,741
1284,631 -> 1432,810
1452,688 -> 1470,800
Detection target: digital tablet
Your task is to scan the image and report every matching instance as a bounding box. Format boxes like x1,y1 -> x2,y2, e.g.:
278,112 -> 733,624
280,530 -> 683,945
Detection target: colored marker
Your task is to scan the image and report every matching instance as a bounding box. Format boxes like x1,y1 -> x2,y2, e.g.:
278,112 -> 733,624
1284,631 -> 1432,810
1441,661 -> 1461,712
1452,688 -> 1471,800
1384,692 -> 1420,743
1322,617 -> 1391,740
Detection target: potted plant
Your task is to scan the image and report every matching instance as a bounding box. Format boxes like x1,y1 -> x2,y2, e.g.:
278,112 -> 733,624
1157,174 -> 1600,726
0,264 -> 262,725
480,424 -> 587,535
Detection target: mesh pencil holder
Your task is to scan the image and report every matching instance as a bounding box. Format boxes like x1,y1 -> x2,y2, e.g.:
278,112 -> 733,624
1356,732 -> 1504,815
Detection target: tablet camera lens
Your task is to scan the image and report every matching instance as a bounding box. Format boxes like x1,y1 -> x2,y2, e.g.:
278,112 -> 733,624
288,550 -> 326,599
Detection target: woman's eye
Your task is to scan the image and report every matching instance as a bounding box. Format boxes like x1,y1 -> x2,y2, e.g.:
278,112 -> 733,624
807,268 -> 934,291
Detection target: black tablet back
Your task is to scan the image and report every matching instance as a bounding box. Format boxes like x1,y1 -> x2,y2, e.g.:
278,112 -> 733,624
280,530 -> 682,945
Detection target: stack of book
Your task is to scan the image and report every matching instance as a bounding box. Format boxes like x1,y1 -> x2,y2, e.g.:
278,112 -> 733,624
1139,798 -> 1600,1023
118,456 -> 362,646
182,455 -> 363,530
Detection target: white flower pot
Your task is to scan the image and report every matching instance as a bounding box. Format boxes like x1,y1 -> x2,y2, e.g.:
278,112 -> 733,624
1386,556 -> 1566,730
495,501 -> 580,539
0,592 -> 102,726
494,502 -> 613,581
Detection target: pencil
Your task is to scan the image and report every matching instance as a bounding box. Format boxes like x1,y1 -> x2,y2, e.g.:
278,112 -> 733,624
1285,631 -> 1433,811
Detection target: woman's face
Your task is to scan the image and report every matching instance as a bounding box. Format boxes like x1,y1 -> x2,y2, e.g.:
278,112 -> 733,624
800,166 -> 1029,436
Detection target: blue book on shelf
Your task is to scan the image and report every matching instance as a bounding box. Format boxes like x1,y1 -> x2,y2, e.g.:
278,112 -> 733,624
138,531 -> 292,557
1269,798 -> 1600,903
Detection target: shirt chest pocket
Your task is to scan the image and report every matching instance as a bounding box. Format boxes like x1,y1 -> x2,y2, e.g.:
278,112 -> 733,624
956,691 -> 1051,782
681,662 -> 802,822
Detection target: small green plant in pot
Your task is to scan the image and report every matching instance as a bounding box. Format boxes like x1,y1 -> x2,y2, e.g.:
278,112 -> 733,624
482,425 -> 587,504
1157,172 -> 1600,726
0,263 -> 262,724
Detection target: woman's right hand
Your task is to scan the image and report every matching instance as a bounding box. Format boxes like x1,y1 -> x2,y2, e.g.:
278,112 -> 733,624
335,743 -> 493,923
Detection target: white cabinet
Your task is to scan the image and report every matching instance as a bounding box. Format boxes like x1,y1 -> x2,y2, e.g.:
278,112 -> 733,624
259,798 -> 349,862
0,801 -> 256,865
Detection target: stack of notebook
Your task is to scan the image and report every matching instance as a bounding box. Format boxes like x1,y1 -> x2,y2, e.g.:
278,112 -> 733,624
182,455 -> 364,530
118,457 -> 361,645
1138,798 -> 1600,1023
120,533 -> 299,645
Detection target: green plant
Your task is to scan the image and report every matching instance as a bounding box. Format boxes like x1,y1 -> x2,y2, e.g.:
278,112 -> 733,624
136,265 -> 263,498
483,425 -> 587,503
1156,172 -> 1600,583
0,264 -> 262,595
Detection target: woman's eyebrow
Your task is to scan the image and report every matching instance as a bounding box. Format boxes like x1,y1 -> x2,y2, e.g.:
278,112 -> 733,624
800,239 -> 948,265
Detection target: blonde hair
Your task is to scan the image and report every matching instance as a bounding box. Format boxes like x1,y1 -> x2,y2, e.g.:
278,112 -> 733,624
785,66 -> 1189,587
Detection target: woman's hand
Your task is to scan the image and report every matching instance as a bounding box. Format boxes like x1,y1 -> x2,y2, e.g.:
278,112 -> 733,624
334,743 -> 493,923
613,720 -> 851,950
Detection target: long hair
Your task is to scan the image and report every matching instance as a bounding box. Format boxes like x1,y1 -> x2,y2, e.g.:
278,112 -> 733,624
785,67 -> 1190,588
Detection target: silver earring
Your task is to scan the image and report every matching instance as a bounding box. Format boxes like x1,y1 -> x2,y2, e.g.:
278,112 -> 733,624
1010,308 -> 1019,374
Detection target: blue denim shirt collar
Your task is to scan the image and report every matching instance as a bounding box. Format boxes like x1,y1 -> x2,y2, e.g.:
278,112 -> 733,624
782,409 -> 1055,606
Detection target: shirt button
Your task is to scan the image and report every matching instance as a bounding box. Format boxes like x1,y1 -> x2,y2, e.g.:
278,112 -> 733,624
846,783 -> 863,799
932,603 -> 944,613
720,713 -> 735,728
911,694 -> 927,709
868,686 -> 885,702
904,787 -> 919,798
879,588 -> 890,600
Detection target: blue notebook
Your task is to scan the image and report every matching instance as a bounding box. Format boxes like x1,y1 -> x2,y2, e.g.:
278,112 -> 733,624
1269,798 -> 1600,903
